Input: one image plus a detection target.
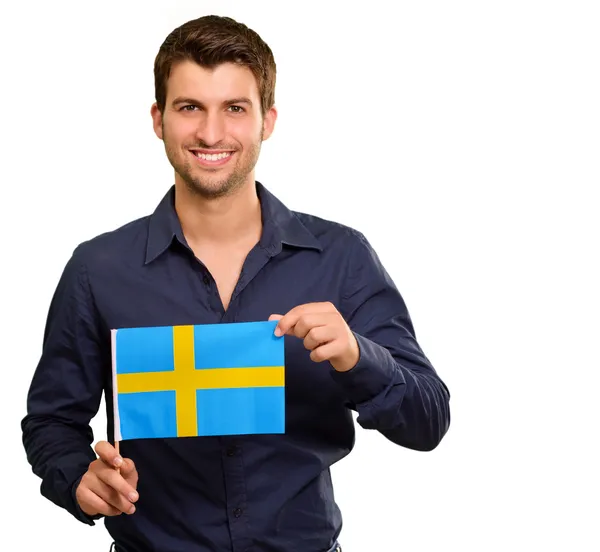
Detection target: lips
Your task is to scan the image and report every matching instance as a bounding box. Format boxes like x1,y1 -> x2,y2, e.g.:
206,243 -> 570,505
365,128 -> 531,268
190,150 -> 235,167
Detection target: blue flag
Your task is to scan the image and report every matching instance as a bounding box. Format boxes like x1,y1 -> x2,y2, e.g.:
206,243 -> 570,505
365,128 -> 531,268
111,320 -> 285,440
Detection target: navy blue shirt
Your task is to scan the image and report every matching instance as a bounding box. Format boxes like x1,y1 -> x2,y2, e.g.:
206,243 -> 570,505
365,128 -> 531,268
22,182 -> 450,552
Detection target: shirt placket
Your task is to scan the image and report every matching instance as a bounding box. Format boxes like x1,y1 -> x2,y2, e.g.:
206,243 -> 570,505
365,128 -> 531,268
221,438 -> 251,552
201,246 -> 274,551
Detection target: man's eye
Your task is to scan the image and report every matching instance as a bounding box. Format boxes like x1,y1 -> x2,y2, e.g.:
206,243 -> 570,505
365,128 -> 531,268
181,105 -> 198,111
228,106 -> 244,113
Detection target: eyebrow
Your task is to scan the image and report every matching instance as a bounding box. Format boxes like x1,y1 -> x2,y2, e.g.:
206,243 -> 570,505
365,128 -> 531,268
171,96 -> 254,108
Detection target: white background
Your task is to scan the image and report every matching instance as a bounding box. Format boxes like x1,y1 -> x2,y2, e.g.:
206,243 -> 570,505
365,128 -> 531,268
1,1 -> 599,550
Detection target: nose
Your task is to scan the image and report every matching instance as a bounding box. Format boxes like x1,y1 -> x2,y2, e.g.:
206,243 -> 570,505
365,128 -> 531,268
196,111 -> 226,147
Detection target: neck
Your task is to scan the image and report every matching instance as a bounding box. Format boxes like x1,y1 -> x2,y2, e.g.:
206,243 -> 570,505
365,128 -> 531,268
174,178 -> 262,247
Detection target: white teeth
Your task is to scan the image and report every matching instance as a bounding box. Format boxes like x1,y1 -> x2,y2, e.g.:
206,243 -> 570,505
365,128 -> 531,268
193,151 -> 231,161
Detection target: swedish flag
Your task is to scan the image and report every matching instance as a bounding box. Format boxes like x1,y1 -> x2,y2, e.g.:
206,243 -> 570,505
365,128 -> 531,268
111,320 -> 285,440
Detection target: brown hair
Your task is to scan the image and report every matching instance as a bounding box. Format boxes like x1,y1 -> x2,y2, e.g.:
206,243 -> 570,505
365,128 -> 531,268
154,15 -> 276,116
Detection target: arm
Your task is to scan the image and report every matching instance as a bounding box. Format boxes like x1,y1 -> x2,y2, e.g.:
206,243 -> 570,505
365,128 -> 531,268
331,230 -> 451,451
21,246 -> 107,523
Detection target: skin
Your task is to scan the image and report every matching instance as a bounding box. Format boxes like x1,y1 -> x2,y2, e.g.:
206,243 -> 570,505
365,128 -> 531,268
76,442 -> 139,516
152,60 -> 272,203
76,60 -> 359,518
269,303 -> 359,373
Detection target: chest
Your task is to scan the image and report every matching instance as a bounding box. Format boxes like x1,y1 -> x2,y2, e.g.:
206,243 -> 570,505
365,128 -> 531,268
193,247 -> 248,312
91,247 -> 350,413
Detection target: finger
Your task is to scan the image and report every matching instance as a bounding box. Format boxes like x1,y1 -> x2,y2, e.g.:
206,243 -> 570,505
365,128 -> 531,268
274,303 -> 329,334
119,458 -> 136,476
119,458 -> 139,487
95,441 -> 122,468
268,314 -> 283,322
96,465 -> 139,504
91,478 -> 137,514
309,341 -> 342,363
275,303 -> 336,337
77,486 -> 122,517
294,312 -> 342,340
303,325 -> 337,351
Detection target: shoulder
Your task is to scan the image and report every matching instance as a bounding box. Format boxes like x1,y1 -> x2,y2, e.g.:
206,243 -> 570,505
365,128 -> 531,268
292,209 -> 370,251
290,210 -> 389,286
69,215 -> 151,270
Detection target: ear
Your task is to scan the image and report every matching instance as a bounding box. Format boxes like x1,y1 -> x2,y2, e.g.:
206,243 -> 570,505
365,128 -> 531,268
150,103 -> 164,140
261,105 -> 278,141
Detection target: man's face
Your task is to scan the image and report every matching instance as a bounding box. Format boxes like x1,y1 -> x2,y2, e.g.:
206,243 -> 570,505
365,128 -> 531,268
152,60 -> 277,199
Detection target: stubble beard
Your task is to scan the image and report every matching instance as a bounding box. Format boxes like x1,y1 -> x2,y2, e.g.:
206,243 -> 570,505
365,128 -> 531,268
164,125 -> 264,200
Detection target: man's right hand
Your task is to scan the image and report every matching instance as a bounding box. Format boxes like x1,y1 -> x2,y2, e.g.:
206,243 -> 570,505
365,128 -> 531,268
75,441 -> 139,517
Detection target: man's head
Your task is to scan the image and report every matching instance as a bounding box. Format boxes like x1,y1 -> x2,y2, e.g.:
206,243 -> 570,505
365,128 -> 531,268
151,15 -> 277,199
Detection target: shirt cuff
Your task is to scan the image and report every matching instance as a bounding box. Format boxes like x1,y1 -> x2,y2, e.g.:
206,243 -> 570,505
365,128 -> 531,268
329,332 -> 406,405
70,474 -> 103,525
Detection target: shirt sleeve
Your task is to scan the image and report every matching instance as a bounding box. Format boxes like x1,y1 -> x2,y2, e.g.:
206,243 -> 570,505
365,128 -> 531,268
331,230 -> 451,451
21,245 -> 107,524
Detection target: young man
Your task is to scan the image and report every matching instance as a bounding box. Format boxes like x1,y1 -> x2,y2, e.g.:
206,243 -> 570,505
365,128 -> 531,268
22,15 -> 450,552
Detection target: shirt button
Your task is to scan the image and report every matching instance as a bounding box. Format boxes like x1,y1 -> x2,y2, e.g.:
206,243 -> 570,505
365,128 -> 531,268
233,507 -> 243,518
226,446 -> 238,457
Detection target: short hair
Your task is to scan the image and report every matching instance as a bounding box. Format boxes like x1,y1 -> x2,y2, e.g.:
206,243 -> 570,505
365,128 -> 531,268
154,15 -> 276,116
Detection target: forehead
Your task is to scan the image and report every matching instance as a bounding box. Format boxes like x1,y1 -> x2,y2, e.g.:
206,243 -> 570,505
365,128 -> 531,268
165,60 -> 260,104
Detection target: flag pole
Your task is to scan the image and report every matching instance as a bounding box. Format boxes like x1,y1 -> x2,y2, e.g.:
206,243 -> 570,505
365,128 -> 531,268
115,440 -> 120,474
111,328 -> 121,473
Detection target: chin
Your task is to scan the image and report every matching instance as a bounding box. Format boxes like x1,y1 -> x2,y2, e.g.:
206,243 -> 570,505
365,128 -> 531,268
185,177 -> 242,199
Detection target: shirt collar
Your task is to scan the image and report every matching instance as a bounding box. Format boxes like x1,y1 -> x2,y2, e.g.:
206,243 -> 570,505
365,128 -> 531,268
145,181 -> 322,265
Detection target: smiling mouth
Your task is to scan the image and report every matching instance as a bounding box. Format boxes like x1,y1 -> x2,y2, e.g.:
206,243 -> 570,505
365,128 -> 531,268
189,150 -> 234,167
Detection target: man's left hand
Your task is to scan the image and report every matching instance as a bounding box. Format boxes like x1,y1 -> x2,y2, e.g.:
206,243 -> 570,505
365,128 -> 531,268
269,302 -> 359,372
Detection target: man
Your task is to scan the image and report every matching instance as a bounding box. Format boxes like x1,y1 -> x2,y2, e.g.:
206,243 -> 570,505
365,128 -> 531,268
22,14 -> 450,552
